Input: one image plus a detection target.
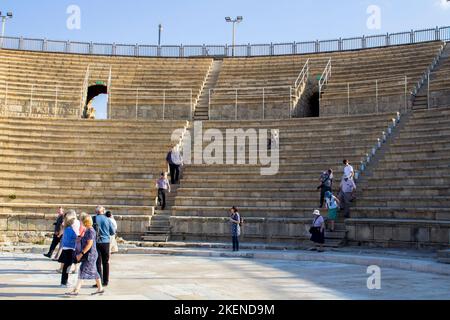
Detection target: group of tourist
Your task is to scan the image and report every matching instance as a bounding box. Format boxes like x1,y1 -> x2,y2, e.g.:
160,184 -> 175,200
43,206 -> 117,296
310,159 -> 357,251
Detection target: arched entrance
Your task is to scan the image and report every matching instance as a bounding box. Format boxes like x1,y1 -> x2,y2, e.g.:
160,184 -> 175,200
83,84 -> 108,119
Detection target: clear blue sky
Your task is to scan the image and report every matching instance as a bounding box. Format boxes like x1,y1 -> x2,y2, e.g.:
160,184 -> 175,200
1,0 -> 450,46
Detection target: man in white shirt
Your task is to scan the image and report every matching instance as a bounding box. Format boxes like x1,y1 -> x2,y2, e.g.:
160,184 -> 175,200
343,159 -> 355,181
339,174 -> 357,218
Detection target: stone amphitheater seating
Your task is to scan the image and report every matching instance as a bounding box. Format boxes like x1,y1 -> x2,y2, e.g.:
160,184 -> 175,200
321,42 -> 444,116
349,108 -> 450,247
209,42 -> 443,120
170,113 -> 397,246
0,49 -> 212,119
0,116 -> 187,242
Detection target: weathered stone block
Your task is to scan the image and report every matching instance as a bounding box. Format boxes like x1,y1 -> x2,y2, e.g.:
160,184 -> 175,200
392,227 -> 412,242
356,225 -> 373,241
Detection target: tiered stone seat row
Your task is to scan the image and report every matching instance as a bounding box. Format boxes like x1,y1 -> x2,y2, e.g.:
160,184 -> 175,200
349,108 -> 450,247
0,117 -> 187,241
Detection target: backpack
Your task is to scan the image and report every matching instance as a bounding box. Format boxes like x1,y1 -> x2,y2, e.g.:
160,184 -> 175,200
92,215 -> 100,241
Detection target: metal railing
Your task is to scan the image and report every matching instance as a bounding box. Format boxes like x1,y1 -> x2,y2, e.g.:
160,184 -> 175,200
208,86 -> 294,120
79,65 -> 91,116
0,26 -> 448,58
0,81 -> 81,117
111,87 -> 193,120
319,58 -> 332,100
0,80 -> 194,120
320,76 -> 409,115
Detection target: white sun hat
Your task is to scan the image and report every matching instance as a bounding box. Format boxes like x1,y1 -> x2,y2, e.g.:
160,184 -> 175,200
313,210 -> 321,216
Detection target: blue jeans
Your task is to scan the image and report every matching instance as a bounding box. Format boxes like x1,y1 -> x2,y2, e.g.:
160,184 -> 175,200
232,235 -> 240,251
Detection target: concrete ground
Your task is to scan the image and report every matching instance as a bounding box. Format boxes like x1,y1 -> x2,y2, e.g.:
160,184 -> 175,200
0,251 -> 449,300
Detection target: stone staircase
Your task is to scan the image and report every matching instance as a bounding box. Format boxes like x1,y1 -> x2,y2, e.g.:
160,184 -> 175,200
170,113 -> 397,247
142,184 -> 179,242
413,42 -> 450,110
348,107 -> 450,247
194,60 -> 223,120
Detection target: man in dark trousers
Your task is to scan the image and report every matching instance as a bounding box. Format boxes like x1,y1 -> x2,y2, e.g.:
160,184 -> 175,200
43,207 -> 65,259
166,144 -> 183,185
318,169 -> 333,208
93,206 -> 116,287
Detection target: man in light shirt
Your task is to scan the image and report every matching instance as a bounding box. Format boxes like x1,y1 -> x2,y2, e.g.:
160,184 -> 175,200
166,145 -> 184,185
343,159 -> 355,181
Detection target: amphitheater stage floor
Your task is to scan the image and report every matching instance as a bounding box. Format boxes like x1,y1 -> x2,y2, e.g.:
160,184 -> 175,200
0,251 -> 449,300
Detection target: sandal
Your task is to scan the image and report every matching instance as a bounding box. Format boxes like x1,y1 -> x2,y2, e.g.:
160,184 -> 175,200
91,290 -> 105,296
65,291 -> 79,296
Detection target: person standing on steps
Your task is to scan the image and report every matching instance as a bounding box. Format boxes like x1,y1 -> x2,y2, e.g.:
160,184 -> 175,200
166,144 -> 183,185
93,206 -> 116,287
318,169 -> 333,208
339,174 -> 357,218
343,159 -> 355,181
156,172 -> 171,211
44,207 -> 65,259
230,206 -> 241,252
325,191 -> 340,232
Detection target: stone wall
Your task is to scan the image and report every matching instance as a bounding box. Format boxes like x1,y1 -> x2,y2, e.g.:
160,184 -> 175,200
345,219 -> 450,248
429,89 -> 450,108
169,216 -> 312,244
321,95 -> 410,117
0,100 -> 80,119
209,103 -> 292,120
110,104 -> 192,120
0,213 -> 152,244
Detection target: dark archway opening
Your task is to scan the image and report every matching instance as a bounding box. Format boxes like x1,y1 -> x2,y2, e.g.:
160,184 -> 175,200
309,91 -> 320,117
83,84 -> 108,119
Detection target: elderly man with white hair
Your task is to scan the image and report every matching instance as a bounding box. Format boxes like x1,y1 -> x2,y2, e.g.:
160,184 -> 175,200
93,205 -> 116,287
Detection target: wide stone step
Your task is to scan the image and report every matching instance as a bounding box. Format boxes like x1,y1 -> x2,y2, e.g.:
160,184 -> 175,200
0,140 -> 174,151
370,166 -> 450,177
142,234 -> 169,242
176,188 -> 334,198
0,194 -> 154,206
0,203 -> 154,216
350,207 -> 450,220
175,196 -> 331,208
172,206 -> 326,218
0,163 -> 165,174
359,186 -> 450,197
356,196 -> 450,207
0,186 -> 154,197
0,148 -> 171,159
364,175 -> 450,186
0,177 -> 152,188
196,113 -> 395,127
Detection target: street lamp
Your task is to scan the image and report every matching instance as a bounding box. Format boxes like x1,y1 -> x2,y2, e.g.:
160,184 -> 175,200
225,16 -> 243,57
0,11 -> 13,39
158,24 -> 163,47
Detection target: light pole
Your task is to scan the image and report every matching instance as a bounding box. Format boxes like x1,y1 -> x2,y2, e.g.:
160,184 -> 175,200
225,16 -> 243,57
158,24 -> 163,47
0,11 -> 13,47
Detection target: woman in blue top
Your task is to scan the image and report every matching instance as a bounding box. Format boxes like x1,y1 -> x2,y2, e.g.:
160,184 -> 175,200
230,206 -> 241,252
58,210 -> 78,287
